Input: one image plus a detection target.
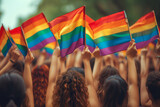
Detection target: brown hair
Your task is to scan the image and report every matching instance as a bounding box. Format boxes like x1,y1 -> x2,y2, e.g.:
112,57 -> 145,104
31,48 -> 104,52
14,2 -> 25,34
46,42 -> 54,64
97,65 -> 119,103
52,70 -> 89,107
32,64 -> 49,107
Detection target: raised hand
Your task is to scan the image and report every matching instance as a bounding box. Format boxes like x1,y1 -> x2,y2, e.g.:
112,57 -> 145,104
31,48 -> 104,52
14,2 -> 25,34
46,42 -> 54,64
93,47 -> 101,58
126,39 -> 137,58
10,48 -> 20,63
156,38 -> 160,55
82,47 -> 91,61
141,48 -> 148,56
53,47 -> 60,57
25,50 -> 34,64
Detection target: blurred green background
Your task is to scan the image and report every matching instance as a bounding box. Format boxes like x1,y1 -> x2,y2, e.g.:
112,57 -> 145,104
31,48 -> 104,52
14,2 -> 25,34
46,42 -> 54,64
1,0 -> 160,27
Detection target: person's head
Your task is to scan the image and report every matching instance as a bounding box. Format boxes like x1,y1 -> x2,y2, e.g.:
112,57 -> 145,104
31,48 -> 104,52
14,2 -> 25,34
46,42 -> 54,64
99,65 -> 119,86
0,72 -> 26,107
67,67 -> 85,77
32,64 -> 49,107
12,61 -> 24,76
52,70 -> 88,107
97,65 -> 119,103
102,75 -> 128,107
146,71 -> 160,102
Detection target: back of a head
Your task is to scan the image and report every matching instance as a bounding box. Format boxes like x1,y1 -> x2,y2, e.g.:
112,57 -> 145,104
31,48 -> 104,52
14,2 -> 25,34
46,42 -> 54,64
67,67 -> 85,77
32,64 -> 49,107
103,75 -> 128,107
146,71 -> 160,101
0,72 -> 26,107
99,65 -> 119,85
52,70 -> 88,107
97,65 -> 119,103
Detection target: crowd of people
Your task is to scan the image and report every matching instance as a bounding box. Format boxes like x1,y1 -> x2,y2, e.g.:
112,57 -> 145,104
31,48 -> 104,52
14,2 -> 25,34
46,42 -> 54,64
0,38 -> 160,107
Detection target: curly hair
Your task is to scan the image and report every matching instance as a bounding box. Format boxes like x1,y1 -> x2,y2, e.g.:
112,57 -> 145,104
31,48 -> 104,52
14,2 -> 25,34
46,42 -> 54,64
32,64 -> 49,107
97,65 -> 119,103
52,70 -> 89,107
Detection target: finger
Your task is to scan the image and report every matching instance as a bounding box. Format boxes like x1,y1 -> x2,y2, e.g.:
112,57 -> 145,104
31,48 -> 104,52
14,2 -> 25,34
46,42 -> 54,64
158,38 -> 160,43
131,39 -> 135,42
132,42 -> 136,47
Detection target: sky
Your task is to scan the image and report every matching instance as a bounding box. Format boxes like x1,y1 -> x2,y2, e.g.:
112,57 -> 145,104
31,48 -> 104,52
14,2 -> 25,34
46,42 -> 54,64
0,0 -> 41,29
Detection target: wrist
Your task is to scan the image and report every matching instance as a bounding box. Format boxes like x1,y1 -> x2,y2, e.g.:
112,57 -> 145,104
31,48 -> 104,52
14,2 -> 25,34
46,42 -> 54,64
83,59 -> 90,63
10,59 -> 16,64
127,56 -> 134,60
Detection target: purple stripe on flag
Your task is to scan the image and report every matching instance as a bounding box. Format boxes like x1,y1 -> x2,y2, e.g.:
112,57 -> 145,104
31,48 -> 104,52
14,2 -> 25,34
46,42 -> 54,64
30,36 -> 56,50
136,35 -> 159,49
61,38 -> 84,57
100,42 -> 130,56
78,45 -> 95,52
87,45 -> 95,53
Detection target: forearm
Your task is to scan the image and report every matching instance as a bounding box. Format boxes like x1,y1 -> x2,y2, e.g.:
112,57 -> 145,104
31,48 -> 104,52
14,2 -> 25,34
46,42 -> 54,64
83,59 -> 94,86
0,61 -> 13,76
74,51 -> 82,67
60,59 -> 66,74
119,62 -> 127,81
140,54 -> 152,106
23,63 -> 33,89
127,57 -> 138,85
49,55 -> 58,83
36,54 -> 46,66
66,53 -> 76,69
93,57 -> 102,81
0,54 -> 10,70
127,56 -> 139,107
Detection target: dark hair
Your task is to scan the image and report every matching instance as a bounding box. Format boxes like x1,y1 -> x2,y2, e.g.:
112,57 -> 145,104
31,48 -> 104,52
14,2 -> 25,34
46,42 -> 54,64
52,70 -> 89,107
0,72 -> 26,107
32,64 -> 49,107
67,67 -> 85,77
146,71 -> 160,101
102,75 -> 128,107
97,65 -> 119,103
12,61 -> 24,73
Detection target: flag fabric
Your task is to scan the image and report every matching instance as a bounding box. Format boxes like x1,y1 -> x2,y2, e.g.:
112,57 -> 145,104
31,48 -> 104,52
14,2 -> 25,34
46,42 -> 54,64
9,27 -> 28,57
90,11 -> 131,56
85,15 -> 96,52
42,42 -> 56,56
21,13 -> 56,50
130,11 -> 159,49
0,25 -> 12,56
49,6 -> 85,57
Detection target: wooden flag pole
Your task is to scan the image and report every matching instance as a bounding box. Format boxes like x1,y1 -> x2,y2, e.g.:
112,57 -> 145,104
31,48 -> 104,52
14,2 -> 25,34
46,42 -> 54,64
124,11 -> 133,40
7,27 -> 13,44
153,10 -> 160,38
3,25 -> 14,45
20,26 -> 31,56
84,5 -> 87,48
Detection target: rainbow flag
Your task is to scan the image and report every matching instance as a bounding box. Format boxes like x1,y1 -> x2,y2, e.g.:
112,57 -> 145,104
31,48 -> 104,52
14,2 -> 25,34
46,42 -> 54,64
130,11 -> 159,49
85,15 -> 96,52
90,11 -> 131,55
42,42 -> 56,56
49,6 -> 85,57
0,25 -> 12,56
21,13 -> 56,50
9,27 -> 28,57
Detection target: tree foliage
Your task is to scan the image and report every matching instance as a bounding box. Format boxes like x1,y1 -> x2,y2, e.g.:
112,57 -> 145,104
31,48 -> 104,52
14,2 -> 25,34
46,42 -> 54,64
17,0 -> 160,26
